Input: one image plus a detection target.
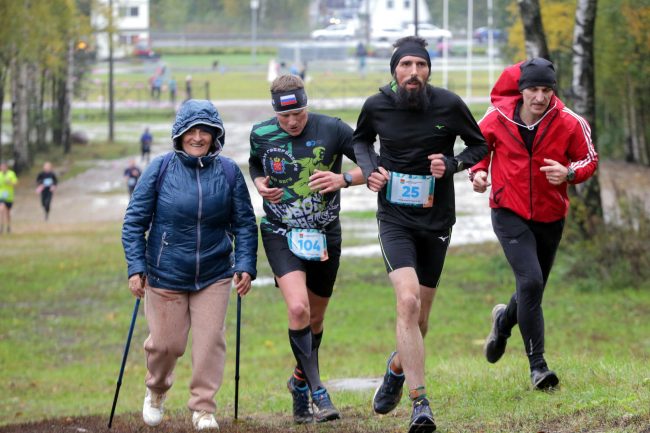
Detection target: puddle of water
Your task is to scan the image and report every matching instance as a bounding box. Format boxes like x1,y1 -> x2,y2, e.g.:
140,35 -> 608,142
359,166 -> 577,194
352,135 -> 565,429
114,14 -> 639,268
252,276 -> 275,287
326,377 -> 383,392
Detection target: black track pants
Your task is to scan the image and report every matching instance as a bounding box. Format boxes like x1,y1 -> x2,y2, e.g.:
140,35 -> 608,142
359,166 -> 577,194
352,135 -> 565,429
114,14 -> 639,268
491,208 -> 564,369
41,189 -> 53,214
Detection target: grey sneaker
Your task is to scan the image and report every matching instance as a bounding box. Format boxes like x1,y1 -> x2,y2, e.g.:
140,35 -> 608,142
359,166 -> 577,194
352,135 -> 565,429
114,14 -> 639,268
372,351 -> 405,414
287,377 -> 312,424
408,397 -> 437,433
311,388 -> 341,422
531,367 -> 559,390
484,304 -> 508,363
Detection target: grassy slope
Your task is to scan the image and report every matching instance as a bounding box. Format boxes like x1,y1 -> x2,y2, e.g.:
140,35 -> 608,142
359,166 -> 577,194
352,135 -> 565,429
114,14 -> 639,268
1,220 -> 649,432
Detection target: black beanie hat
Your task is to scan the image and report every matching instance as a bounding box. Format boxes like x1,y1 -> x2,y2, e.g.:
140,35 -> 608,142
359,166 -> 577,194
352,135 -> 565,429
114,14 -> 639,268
390,41 -> 431,75
518,58 -> 557,91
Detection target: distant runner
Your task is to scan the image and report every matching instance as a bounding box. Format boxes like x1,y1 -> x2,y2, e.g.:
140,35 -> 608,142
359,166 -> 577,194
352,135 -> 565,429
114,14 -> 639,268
36,161 -> 58,221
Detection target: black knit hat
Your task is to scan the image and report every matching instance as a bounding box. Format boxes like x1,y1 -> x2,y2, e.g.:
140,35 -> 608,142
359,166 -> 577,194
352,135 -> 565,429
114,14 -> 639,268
518,58 -> 557,91
390,41 -> 431,75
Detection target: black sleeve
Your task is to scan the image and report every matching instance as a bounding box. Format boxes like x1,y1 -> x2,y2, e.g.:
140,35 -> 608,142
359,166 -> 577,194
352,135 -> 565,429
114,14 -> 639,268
248,131 -> 265,181
352,102 -> 379,179
336,119 -> 356,164
451,97 -> 488,172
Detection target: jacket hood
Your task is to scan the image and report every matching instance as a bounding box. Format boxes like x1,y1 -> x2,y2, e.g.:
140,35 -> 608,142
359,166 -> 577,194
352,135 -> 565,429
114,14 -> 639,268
379,82 -> 397,100
172,100 -> 225,152
489,61 -> 564,119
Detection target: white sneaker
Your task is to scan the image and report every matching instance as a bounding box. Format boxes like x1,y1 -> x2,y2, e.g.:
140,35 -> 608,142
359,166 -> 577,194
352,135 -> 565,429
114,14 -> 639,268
142,388 -> 166,426
192,410 -> 219,430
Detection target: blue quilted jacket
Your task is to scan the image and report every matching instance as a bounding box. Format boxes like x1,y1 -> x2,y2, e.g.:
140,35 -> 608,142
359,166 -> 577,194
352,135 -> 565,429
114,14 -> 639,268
122,100 -> 257,291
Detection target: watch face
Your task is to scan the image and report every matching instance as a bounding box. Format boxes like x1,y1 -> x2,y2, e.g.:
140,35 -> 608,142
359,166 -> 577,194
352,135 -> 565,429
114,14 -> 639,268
343,172 -> 353,185
567,169 -> 575,181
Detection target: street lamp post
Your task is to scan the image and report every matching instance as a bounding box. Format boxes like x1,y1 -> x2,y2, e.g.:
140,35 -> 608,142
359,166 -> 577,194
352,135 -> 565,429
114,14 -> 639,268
108,0 -> 115,143
251,0 -> 259,66
466,0 -> 473,99
442,0 -> 449,89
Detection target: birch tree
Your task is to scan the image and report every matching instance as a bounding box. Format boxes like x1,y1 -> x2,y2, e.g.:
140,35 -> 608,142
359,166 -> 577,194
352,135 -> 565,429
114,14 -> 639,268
571,0 -> 602,234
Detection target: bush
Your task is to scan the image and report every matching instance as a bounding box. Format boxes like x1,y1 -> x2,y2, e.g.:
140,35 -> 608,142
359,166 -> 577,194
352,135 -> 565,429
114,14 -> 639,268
561,202 -> 650,291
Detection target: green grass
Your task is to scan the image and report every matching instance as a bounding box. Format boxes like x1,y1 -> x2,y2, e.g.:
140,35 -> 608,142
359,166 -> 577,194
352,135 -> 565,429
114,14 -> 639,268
1,219 -> 649,431
76,53 -> 497,102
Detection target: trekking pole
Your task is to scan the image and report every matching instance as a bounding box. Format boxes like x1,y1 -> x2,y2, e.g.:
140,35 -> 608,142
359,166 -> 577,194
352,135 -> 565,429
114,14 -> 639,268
108,297 -> 141,428
234,292 -> 242,420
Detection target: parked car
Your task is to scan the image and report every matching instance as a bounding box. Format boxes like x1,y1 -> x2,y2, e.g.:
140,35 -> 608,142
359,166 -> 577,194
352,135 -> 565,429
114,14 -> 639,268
371,27 -> 406,42
404,23 -> 452,40
473,27 -> 505,43
311,24 -> 356,41
133,43 -> 159,59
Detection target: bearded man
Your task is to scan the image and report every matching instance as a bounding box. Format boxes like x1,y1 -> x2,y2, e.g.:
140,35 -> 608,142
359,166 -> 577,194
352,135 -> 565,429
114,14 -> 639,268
352,36 -> 488,433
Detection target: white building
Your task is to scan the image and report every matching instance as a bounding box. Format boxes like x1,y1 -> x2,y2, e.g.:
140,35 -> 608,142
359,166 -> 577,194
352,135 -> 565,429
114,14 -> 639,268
365,0 -> 431,31
92,0 -> 150,60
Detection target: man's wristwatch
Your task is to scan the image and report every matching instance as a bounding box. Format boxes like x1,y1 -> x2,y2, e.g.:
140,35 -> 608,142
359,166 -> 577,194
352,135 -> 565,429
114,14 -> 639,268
343,172 -> 353,188
566,166 -> 576,182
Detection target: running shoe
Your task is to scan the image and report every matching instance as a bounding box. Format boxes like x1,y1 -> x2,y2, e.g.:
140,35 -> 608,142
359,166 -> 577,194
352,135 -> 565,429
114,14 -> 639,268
372,351 -> 405,414
287,376 -> 312,424
408,397 -> 437,433
531,366 -> 559,390
311,388 -> 341,422
484,304 -> 508,363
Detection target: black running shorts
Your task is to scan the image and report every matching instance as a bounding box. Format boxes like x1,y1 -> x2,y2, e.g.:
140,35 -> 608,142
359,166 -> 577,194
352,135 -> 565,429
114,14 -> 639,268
261,221 -> 342,298
378,219 -> 451,288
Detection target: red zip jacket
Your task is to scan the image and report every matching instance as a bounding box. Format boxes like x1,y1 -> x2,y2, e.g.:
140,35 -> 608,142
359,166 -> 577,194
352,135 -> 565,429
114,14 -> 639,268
470,62 -> 598,222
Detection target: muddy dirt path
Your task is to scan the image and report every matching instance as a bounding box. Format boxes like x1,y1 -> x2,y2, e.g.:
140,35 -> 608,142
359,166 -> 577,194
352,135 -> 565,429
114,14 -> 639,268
8,104 -> 650,241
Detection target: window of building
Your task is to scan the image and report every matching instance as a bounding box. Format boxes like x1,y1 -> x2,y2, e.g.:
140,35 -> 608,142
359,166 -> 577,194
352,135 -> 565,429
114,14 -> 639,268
404,0 -> 411,8
119,6 -> 139,17
386,0 -> 394,8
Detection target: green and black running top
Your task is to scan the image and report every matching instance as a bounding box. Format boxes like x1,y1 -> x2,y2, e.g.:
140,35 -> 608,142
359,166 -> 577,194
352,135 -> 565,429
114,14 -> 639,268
249,113 -> 355,235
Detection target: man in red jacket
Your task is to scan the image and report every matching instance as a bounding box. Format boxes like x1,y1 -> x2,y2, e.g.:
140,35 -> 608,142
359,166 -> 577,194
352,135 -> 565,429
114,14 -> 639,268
470,58 -> 598,389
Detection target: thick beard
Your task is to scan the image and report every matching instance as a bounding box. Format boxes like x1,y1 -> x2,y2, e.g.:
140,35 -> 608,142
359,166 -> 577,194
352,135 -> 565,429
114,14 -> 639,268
395,80 -> 431,111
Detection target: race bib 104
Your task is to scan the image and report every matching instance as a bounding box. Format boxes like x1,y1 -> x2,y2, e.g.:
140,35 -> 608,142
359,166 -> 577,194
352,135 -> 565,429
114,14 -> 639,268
386,172 -> 434,208
287,228 -> 329,261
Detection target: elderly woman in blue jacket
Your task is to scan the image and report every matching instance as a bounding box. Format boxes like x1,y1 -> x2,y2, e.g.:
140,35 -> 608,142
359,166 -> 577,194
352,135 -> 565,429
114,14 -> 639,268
122,99 -> 258,430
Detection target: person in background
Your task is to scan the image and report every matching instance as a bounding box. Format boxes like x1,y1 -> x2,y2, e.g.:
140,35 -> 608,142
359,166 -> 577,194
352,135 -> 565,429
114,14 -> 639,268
140,127 -> 153,164
471,58 -> 598,390
123,159 -> 142,199
352,36 -> 487,433
249,74 -> 364,424
356,42 -> 368,77
169,77 -> 177,105
151,75 -> 162,100
122,99 -> 258,430
0,162 -> 18,233
185,75 -> 193,101
36,161 -> 58,221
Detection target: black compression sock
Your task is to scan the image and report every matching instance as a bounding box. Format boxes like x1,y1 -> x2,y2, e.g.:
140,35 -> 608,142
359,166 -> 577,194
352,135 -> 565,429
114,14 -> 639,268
288,326 -> 323,392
